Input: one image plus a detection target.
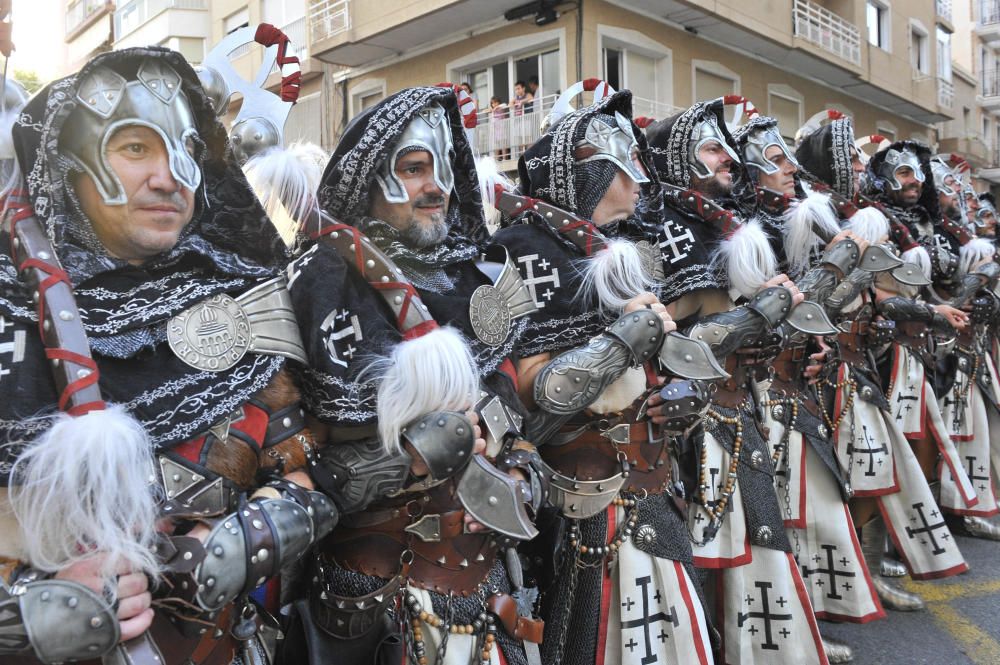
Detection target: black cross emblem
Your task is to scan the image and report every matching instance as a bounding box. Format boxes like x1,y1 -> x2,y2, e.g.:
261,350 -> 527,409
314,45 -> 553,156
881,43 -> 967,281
894,391 -> 919,421
905,502 -> 949,556
621,576 -> 680,664
847,425 -> 889,477
942,393 -> 966,433
966,455 -> 991,493
800,544 -> 856,600
705,467 -> 732,515
738,581 -> 793,651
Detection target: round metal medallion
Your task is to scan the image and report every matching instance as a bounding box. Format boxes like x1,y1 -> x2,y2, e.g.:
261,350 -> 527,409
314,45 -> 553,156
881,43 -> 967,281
167,294 -> 252,372
469,284 -> 511,347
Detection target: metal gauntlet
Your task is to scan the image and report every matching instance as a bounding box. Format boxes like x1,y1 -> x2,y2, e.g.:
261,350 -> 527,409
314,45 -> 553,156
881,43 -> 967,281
533,308 -> 663,416
878,296 -> 934,324
193,488 -> 337,612
819,238 -> 861,277
0,573 -> 119,663
931,245 -> 959,282
311,437 -> 412,513
653,379 -> 713,435
686,286 -> 793,359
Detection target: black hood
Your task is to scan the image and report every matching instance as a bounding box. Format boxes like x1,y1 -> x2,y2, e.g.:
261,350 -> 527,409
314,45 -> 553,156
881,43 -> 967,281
730,115 -> 805,200
646,98 -> 742,189
866,140 -> 940,220
795,117 -> 857,198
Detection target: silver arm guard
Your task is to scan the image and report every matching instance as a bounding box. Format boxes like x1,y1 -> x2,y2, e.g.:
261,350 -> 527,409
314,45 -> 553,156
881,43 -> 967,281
796,239 -> 862,306
686,286 -> 793,359
193,485 -> 337,612
312,437 -> 412,513
931,245 -> 959,282
819,238 -> 861,277
825,268 -> 875,314
0,575 -> 119,663
951,261 -> 1000,308
877,296 -> 953,334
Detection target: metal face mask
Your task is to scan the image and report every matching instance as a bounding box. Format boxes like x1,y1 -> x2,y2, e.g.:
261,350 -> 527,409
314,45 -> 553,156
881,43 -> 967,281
877,147 -> 925,191
60,60 -> 202,206
689,114 -> 741,180
575,111 -> 649,184
375,103 -> 455,204
930,159 -> 958,197
743,124 -> 798,175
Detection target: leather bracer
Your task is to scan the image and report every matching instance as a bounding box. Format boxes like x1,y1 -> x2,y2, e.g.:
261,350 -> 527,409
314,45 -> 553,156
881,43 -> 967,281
686,286 -> 793,359
0,572 -> 119,663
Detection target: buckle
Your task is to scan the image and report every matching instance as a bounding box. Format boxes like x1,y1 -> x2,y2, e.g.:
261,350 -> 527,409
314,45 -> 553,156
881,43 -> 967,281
404,513 -> 442,542
600,423 -> 631,445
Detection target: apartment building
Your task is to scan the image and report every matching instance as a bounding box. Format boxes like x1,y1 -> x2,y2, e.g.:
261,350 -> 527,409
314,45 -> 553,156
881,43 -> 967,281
303,0 -> 994,185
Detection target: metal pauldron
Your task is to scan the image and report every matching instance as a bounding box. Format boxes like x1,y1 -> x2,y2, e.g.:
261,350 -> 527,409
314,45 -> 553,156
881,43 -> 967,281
746,285 -> 794,327
820,238 -> 861,276
310,437 -> 412,513
0,575 -> 119,663
401,411 -> 476,482
193,489 -> 336,612
534,309 -> 663,416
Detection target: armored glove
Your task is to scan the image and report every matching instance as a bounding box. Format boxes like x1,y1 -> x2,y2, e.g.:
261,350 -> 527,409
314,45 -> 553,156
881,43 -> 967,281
686,285 -> 795,360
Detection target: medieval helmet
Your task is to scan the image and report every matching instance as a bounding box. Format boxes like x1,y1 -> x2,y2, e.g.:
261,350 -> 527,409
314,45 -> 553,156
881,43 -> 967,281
689,112 -> 741,179
875,145 -> 925,191
374,103 -> 456,204
575,110 -> 649,184
59,59 -> 202,206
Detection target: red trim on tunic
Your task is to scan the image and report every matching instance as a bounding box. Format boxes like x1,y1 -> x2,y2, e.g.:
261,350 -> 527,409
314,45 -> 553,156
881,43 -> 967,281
674,560 -> 711,665
594,505 -> 616,665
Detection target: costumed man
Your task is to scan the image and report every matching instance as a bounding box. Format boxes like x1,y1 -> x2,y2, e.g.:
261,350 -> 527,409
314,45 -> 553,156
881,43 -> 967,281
797,125 -> 971,611
0,47 -> 337,664
731,115 -> 886,664
283,86 -> 545,665
489,88 -> 721,665
642,97 -> 832,665
978,193 -> 998,240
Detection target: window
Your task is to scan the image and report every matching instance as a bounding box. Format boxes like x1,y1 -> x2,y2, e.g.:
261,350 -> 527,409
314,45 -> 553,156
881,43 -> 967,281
459,47 -> 559,107
603,48 -> 658,101
911,22 -> 929,74
693,62 -> 739,102
876,122 -> 897,142
224,8 -> 249,35
937,26 -> 952,80
160,37 -> 205,64
767,86 -> 803,145
284,92 -> 323,146
598,27 -> 673,116
964,106 -> 972,134
358,92 -> 382,110
867,1 -> 890,50
349,78 -> 386,118
262,0 -> 304,29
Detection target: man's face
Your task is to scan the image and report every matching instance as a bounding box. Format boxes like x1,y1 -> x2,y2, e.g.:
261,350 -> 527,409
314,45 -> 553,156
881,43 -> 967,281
514,84 -> 525,97
889,166 -> 923,207
938,175 -> 960,217
980,211 -> 997,237
965,192 -> 980,224
691,140 -> 734,198
370,150 -> 450,248
74,125 -> 196,265
755,144 -> 798,196
850,148 -> 865,193
591,165 -> 644,227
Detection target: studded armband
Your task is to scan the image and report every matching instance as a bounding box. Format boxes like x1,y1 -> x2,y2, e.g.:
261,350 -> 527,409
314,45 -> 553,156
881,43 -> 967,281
0,573 -> 119,663
310,437 -> 412,514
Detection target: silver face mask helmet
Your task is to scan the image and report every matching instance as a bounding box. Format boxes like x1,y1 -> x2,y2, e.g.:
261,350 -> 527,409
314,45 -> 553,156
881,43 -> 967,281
930,159 -> 958,197
574,111 -> 649,184
60,60 -> 202,206
977,200 -> 997,226
743,123 -> 799,175
375,103 -> 455,204
876,147 -> 925,191
689,113 -> 741,180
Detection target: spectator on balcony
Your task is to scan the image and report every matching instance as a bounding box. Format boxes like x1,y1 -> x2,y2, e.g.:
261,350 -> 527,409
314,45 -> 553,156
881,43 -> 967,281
527,75 -> 540,108
510,81 -> 534,157
459,82 -> 478,113
490,95 -> 510,160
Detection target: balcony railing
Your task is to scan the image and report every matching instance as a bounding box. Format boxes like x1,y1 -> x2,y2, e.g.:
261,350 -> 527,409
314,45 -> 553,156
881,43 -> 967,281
983,68 -> 1000,96
792,0 -> 861,66
309,0 -> 349,45
980,0 -> 1000,26
469,93 -> 680,168
938,77 -> 954,108
936,0 -> 952,22
282,17 -> 308,61
114,0 -> 207,40
66,0 -> 109,36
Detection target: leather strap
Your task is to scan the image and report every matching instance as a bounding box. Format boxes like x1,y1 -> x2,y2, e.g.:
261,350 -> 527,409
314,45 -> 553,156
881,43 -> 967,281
486,593 -> 545,644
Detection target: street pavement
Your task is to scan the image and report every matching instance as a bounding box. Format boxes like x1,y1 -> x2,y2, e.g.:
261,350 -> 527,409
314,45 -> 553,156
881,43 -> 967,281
821,529 -> 1000,664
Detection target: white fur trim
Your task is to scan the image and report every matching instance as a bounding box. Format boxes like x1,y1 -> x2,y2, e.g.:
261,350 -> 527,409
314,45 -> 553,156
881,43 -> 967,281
589,366 -> 647,414
959,237 -> 996,276
243,141 -> 329,244
577,238 -> 654,315
370,326 -> 480,455
712,217 -> 778,300
783,190 -> 840,277
901,246 -> 932,281
475,155 -> 513,235
847,207 -> 891,244
8,407 -> 161,586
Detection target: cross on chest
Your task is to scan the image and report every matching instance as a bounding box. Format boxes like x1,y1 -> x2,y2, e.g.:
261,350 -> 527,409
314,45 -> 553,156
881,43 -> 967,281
847,425 -> 889,477
0,316 -> 26,383
905,501 -> 949,555
659,220 -> 696,264
737,581 -> 793,651
800,543 -> 856,601
966,455 -> 991,493
320,309 -> 363,368
621,575 -> 680,665
943,393 -> 967,433
516,253 -> 561,309
895,391 -> 919,421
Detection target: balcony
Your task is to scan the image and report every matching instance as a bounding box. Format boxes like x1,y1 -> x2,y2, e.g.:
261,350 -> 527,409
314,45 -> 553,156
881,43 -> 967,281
936,0 -> 953,24
308,0 -> 531,66
791,0 -> 861,66
938,134 -> 990,167
981,69 -> 1000,112
471,94 -> 680,173
113,0 -> 207,41
65,0 -> 112,39
977,0 -> 1000,45
938,77 -> 954,109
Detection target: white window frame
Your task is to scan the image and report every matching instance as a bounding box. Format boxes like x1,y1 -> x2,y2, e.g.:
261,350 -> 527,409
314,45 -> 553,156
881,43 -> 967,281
446,28 -> 567,103
348,78 -> 386,118
766,83 -> 805,139
691,59 -> 740,104
936,25 -> 952,81
223,7 -> 249,36
875,120 -> 898,142
910,19 -> 931,76
596,25 -> 673,107
866,0 -> 892,53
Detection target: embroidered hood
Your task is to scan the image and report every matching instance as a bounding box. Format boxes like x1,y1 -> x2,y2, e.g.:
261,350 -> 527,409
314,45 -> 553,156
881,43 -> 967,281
866,140 -> 941,221
794,117 -> 857,198
645,98 -> 741,189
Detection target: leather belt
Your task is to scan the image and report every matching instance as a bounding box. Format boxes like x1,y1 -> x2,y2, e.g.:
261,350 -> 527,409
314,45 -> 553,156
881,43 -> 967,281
487,593 -> 545,643
771,345 -> 808,388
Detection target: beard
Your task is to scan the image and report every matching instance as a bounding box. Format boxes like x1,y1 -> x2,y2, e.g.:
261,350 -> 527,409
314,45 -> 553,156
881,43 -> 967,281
694,173 -> 733,199
402,194 -> 450,248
